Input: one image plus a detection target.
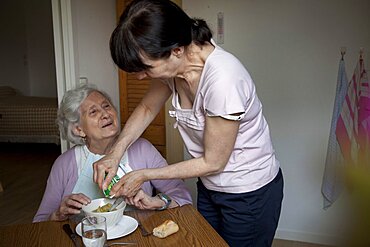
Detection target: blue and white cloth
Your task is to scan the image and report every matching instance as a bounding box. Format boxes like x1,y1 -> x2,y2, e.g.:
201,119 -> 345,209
321,59 -> 348,209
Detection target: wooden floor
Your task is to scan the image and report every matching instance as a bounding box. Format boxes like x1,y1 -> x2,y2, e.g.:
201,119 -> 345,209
0,142 -> 332,247
0,142 -> 61,226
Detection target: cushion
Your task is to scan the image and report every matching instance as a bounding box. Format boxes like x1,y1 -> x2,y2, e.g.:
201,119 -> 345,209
0,86 -> 17,97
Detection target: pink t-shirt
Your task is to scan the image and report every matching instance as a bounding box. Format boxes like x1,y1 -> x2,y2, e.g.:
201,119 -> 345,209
167,43 -> 280,193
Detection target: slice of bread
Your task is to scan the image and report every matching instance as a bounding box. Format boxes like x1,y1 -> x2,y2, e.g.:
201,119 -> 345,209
152,220 -> 179,238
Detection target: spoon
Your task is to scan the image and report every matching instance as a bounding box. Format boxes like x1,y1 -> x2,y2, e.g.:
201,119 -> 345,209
107,242 -> 137,246
109,197 -> 124,212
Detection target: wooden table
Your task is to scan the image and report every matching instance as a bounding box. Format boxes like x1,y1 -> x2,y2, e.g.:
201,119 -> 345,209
0,205 -> 228,247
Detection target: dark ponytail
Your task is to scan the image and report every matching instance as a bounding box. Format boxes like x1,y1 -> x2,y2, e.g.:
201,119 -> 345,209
191,18 -> 213,46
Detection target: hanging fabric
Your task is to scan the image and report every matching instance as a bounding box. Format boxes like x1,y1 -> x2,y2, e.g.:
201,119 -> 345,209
336,54 -> 370,165
356,53 -> 370,164
321,56 -> 348,209
335,53 -> 370,247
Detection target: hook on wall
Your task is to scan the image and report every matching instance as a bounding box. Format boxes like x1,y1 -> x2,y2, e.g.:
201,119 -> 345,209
340,46 -> 346,60
359,47 -> 364,59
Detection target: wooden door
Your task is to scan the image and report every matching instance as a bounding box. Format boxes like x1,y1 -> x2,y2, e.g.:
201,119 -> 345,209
118,70 -> 166,156
116,0 -> 183,160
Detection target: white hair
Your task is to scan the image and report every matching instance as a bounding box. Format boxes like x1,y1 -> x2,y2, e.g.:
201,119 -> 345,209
56,83 -> 114,145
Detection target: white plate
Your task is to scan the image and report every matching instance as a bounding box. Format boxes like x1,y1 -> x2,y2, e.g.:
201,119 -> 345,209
76,215 -> 138,240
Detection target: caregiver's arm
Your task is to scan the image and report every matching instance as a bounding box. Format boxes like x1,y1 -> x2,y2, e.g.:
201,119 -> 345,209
112,115 -> 240,197
93,79 -> 172,189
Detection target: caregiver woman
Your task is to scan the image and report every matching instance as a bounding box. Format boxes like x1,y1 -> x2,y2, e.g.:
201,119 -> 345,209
94,0 -> 283,246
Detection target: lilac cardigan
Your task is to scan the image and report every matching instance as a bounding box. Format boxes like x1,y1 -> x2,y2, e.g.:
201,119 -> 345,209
33,138 -> 192,222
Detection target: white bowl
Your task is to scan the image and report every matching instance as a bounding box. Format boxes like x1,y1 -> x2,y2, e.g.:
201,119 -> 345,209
82,198 -> 126,228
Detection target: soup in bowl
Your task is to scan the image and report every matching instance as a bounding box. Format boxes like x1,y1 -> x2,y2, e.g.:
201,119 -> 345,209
82,198 -> 126,228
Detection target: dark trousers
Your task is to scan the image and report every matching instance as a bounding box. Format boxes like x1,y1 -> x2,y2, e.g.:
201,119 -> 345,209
197,169 -> 284,247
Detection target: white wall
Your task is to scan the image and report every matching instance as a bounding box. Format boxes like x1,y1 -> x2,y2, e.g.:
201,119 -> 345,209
71,0 -> 120,114
183,0 -> 370,245
25,0 -> 57,97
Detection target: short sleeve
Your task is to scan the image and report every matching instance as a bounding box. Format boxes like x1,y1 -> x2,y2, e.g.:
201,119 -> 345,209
201,50 -> 255,121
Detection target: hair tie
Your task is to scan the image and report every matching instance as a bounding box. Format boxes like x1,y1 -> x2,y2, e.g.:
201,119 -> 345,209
193,19 -> 199,27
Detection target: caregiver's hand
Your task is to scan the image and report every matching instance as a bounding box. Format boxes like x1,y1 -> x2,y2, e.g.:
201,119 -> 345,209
93,152 -> 121,190
111,170 -> 148,198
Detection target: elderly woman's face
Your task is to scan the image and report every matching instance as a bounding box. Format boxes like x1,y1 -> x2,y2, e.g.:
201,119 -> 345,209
78,91 -> 119,145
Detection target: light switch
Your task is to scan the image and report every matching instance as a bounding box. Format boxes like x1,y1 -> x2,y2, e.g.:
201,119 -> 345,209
79,77 -> 88,84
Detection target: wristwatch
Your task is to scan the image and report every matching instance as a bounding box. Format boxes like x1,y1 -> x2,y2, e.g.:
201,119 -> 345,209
156,193 -> 172,211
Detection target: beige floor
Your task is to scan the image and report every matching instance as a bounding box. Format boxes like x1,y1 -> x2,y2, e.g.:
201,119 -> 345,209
0,143 -> 333,247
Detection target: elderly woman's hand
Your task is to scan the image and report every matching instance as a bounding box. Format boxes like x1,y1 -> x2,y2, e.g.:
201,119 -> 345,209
125,189 -> 164,210
93,152 -> 121,190
110,170 -> 148,198
49,193 -> 91,221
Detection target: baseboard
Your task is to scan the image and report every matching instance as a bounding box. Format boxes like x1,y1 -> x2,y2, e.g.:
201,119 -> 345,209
275,228 -> 341,246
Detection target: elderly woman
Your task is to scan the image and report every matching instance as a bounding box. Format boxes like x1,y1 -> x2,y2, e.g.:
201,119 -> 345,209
33,84 -> 192,222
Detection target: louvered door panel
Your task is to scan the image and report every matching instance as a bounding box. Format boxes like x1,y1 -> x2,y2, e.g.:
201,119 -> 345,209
117,0 -> 166,157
